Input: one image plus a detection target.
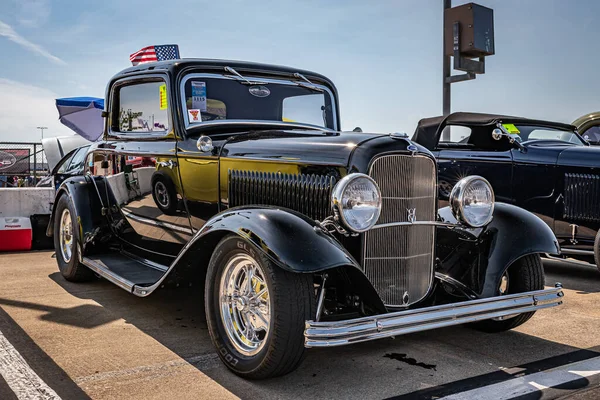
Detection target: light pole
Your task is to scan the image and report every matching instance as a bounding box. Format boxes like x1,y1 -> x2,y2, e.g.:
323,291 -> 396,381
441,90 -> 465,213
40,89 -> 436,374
36,126 -> 48,140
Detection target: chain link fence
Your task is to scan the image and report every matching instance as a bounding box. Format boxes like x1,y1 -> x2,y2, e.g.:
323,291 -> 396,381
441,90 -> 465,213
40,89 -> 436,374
0,142 -> 47,187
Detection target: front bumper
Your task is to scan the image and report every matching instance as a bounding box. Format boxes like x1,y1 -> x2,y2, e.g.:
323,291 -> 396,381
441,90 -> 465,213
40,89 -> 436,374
304,284 -> 564,348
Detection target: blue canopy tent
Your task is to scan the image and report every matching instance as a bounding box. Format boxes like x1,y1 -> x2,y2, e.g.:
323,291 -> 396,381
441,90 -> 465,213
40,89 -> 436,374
55,97 -> 105,142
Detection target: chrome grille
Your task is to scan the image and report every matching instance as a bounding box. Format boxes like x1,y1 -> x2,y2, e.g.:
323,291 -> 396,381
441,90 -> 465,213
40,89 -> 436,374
363,154 -> 437,306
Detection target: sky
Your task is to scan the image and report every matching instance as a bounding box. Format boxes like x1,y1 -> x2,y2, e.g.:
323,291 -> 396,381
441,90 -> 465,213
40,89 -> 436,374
0,0 -> 599,142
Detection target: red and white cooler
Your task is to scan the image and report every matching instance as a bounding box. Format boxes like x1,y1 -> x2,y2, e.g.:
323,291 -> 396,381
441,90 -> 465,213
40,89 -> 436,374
0,217 -> 32,252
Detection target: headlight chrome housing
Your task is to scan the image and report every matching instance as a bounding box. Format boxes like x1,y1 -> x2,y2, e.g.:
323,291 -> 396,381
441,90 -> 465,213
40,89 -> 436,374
449,175 -> 495,228
332,173 -> 382,233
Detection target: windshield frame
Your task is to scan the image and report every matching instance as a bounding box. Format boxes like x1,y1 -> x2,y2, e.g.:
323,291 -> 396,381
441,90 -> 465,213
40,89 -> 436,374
178,72 -> 338,131
512,123 -> 587,146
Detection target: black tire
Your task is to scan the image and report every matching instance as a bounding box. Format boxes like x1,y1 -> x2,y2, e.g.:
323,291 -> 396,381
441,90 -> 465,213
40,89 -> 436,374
470,254 -> 545,333
205,235 -> 315,379
594,230 -> 600,272
151,172 -> 178,215
53,195 -> 94,282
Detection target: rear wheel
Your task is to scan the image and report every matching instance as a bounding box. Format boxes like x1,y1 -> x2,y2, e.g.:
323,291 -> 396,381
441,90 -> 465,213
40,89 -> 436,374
53,195 -> 94,282
205,235 -> 314,379
470,254 -> 545,333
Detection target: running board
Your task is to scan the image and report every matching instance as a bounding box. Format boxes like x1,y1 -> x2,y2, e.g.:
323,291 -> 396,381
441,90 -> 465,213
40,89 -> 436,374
81,254 -> 167,294
304,284 -> 564,348
82,256 -> 135,292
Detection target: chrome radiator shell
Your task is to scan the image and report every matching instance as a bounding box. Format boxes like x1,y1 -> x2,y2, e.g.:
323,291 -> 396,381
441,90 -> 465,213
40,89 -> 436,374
364,154 -> 437,306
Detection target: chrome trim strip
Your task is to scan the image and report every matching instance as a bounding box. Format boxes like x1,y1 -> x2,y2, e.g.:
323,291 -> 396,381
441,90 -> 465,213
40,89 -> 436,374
121,209 -> 194,235
121,251 -> 169,272
304,285 -> 564,348
370,221 -> 457,230
179,73 -> 338,130
81,257 -> 134,292
560,248 -> 594,256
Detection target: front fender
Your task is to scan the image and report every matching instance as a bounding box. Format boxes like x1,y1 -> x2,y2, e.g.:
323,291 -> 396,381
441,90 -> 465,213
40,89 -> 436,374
133,206 -> 362,297
481,202 -> 559,296
438,203 -> 559,298
196,206 -> 360,272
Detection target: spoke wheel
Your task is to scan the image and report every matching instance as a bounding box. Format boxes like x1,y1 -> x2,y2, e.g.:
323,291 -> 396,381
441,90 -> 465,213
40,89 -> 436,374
219,254 -> 271,356
59,208 -> 73,263
205,235 -> 315,379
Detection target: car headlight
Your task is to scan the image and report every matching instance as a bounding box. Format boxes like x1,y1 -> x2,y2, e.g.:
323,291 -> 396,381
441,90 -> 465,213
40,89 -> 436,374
449,175 -> 494,227
332,173 -> 382,232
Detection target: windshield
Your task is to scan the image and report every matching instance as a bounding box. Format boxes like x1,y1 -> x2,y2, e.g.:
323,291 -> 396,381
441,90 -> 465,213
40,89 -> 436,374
180,74 -> 336,130
512,125 -> 585,145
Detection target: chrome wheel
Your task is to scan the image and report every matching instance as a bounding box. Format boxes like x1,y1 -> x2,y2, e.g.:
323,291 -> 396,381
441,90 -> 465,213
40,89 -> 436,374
155,181 -> 170,208
219,254 -> 271,356
59,208 -> 73,263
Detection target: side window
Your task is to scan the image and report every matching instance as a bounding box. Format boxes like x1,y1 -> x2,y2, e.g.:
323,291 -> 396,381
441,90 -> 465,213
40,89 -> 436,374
115,81 -> 169,133
65,146 -> 89,174
56,152 -> 76,174
438,126 -> 473,147
282,94 -> 326,127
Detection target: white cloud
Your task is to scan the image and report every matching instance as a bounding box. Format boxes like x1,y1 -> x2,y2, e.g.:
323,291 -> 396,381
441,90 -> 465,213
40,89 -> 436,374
0,20 -> 66,65
14,0 -> 50,27
0,79 -> 72,142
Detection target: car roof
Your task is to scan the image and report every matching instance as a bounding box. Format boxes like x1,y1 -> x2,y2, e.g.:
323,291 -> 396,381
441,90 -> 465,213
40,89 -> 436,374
112,58 -> 335,86
412,112 -> 576,150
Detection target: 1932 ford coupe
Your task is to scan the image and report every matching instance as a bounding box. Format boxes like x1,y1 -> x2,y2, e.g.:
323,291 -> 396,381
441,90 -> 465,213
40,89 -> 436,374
48,59 -> 564,379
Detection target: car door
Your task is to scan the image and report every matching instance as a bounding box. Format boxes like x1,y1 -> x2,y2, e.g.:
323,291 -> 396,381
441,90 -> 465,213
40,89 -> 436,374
98,77 -> 193,257
436,125 -> 514,204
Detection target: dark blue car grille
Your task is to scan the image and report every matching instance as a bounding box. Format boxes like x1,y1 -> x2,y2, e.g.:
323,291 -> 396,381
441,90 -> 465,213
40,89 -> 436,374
228,170 -> 336,221
564,173 -> 600,222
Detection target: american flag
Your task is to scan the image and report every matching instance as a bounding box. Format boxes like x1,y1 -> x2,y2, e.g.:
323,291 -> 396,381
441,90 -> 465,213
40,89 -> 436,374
129,45 -> 180,66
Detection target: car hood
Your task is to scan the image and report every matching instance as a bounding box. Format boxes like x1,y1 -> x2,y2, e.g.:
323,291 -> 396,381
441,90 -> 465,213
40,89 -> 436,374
556,145 -> 600,168
42,135 -> 90,171
221,130 -> 385,167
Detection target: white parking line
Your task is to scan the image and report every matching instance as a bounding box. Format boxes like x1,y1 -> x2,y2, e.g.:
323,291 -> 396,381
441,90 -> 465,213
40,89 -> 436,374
0,330 -> 61,400
441,356 -> 600,400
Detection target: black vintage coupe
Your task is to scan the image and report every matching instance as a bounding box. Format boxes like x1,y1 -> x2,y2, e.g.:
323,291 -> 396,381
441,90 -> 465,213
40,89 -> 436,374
412,112 -> 600,270
47,61 -> 563,379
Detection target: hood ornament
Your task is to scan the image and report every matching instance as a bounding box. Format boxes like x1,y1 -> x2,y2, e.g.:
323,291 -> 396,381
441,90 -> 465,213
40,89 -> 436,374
407,208 -> 417,223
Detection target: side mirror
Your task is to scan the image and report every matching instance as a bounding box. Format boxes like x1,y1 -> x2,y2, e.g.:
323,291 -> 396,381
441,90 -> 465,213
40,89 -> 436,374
492,128 -> 525,151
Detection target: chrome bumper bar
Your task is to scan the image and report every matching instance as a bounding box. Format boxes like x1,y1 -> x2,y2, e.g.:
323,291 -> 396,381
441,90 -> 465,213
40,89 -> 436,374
304,284 -> 564,348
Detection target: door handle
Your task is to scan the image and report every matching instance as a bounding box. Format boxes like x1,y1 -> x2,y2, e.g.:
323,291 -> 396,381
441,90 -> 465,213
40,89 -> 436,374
157,160 -> 178,169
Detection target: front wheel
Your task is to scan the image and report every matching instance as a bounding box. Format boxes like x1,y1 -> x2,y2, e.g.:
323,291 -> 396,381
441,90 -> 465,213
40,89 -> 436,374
205,235 -> 314,379
470,254 -> 545,333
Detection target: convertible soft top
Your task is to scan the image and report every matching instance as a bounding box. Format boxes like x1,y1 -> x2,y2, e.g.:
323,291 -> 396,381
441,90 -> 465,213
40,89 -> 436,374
412,112 -> 575,150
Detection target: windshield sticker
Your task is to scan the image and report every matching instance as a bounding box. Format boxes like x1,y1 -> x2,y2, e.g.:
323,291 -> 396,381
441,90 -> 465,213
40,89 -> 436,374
159,84 -> 168,110
191,81 -> 207,111
249,85 -> 270,98
188,109 -> 201,122
502,123 -> 520,134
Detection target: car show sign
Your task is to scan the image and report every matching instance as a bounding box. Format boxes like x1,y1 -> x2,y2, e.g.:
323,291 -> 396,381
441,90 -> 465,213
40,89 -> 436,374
0,149 -> 29,174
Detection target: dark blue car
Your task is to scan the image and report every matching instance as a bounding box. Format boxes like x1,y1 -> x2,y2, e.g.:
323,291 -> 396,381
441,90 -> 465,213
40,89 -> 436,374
412,112 -> 600,271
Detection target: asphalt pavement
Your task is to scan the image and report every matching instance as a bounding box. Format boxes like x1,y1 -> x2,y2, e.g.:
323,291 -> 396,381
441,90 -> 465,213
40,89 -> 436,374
0,251 -> 598,399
